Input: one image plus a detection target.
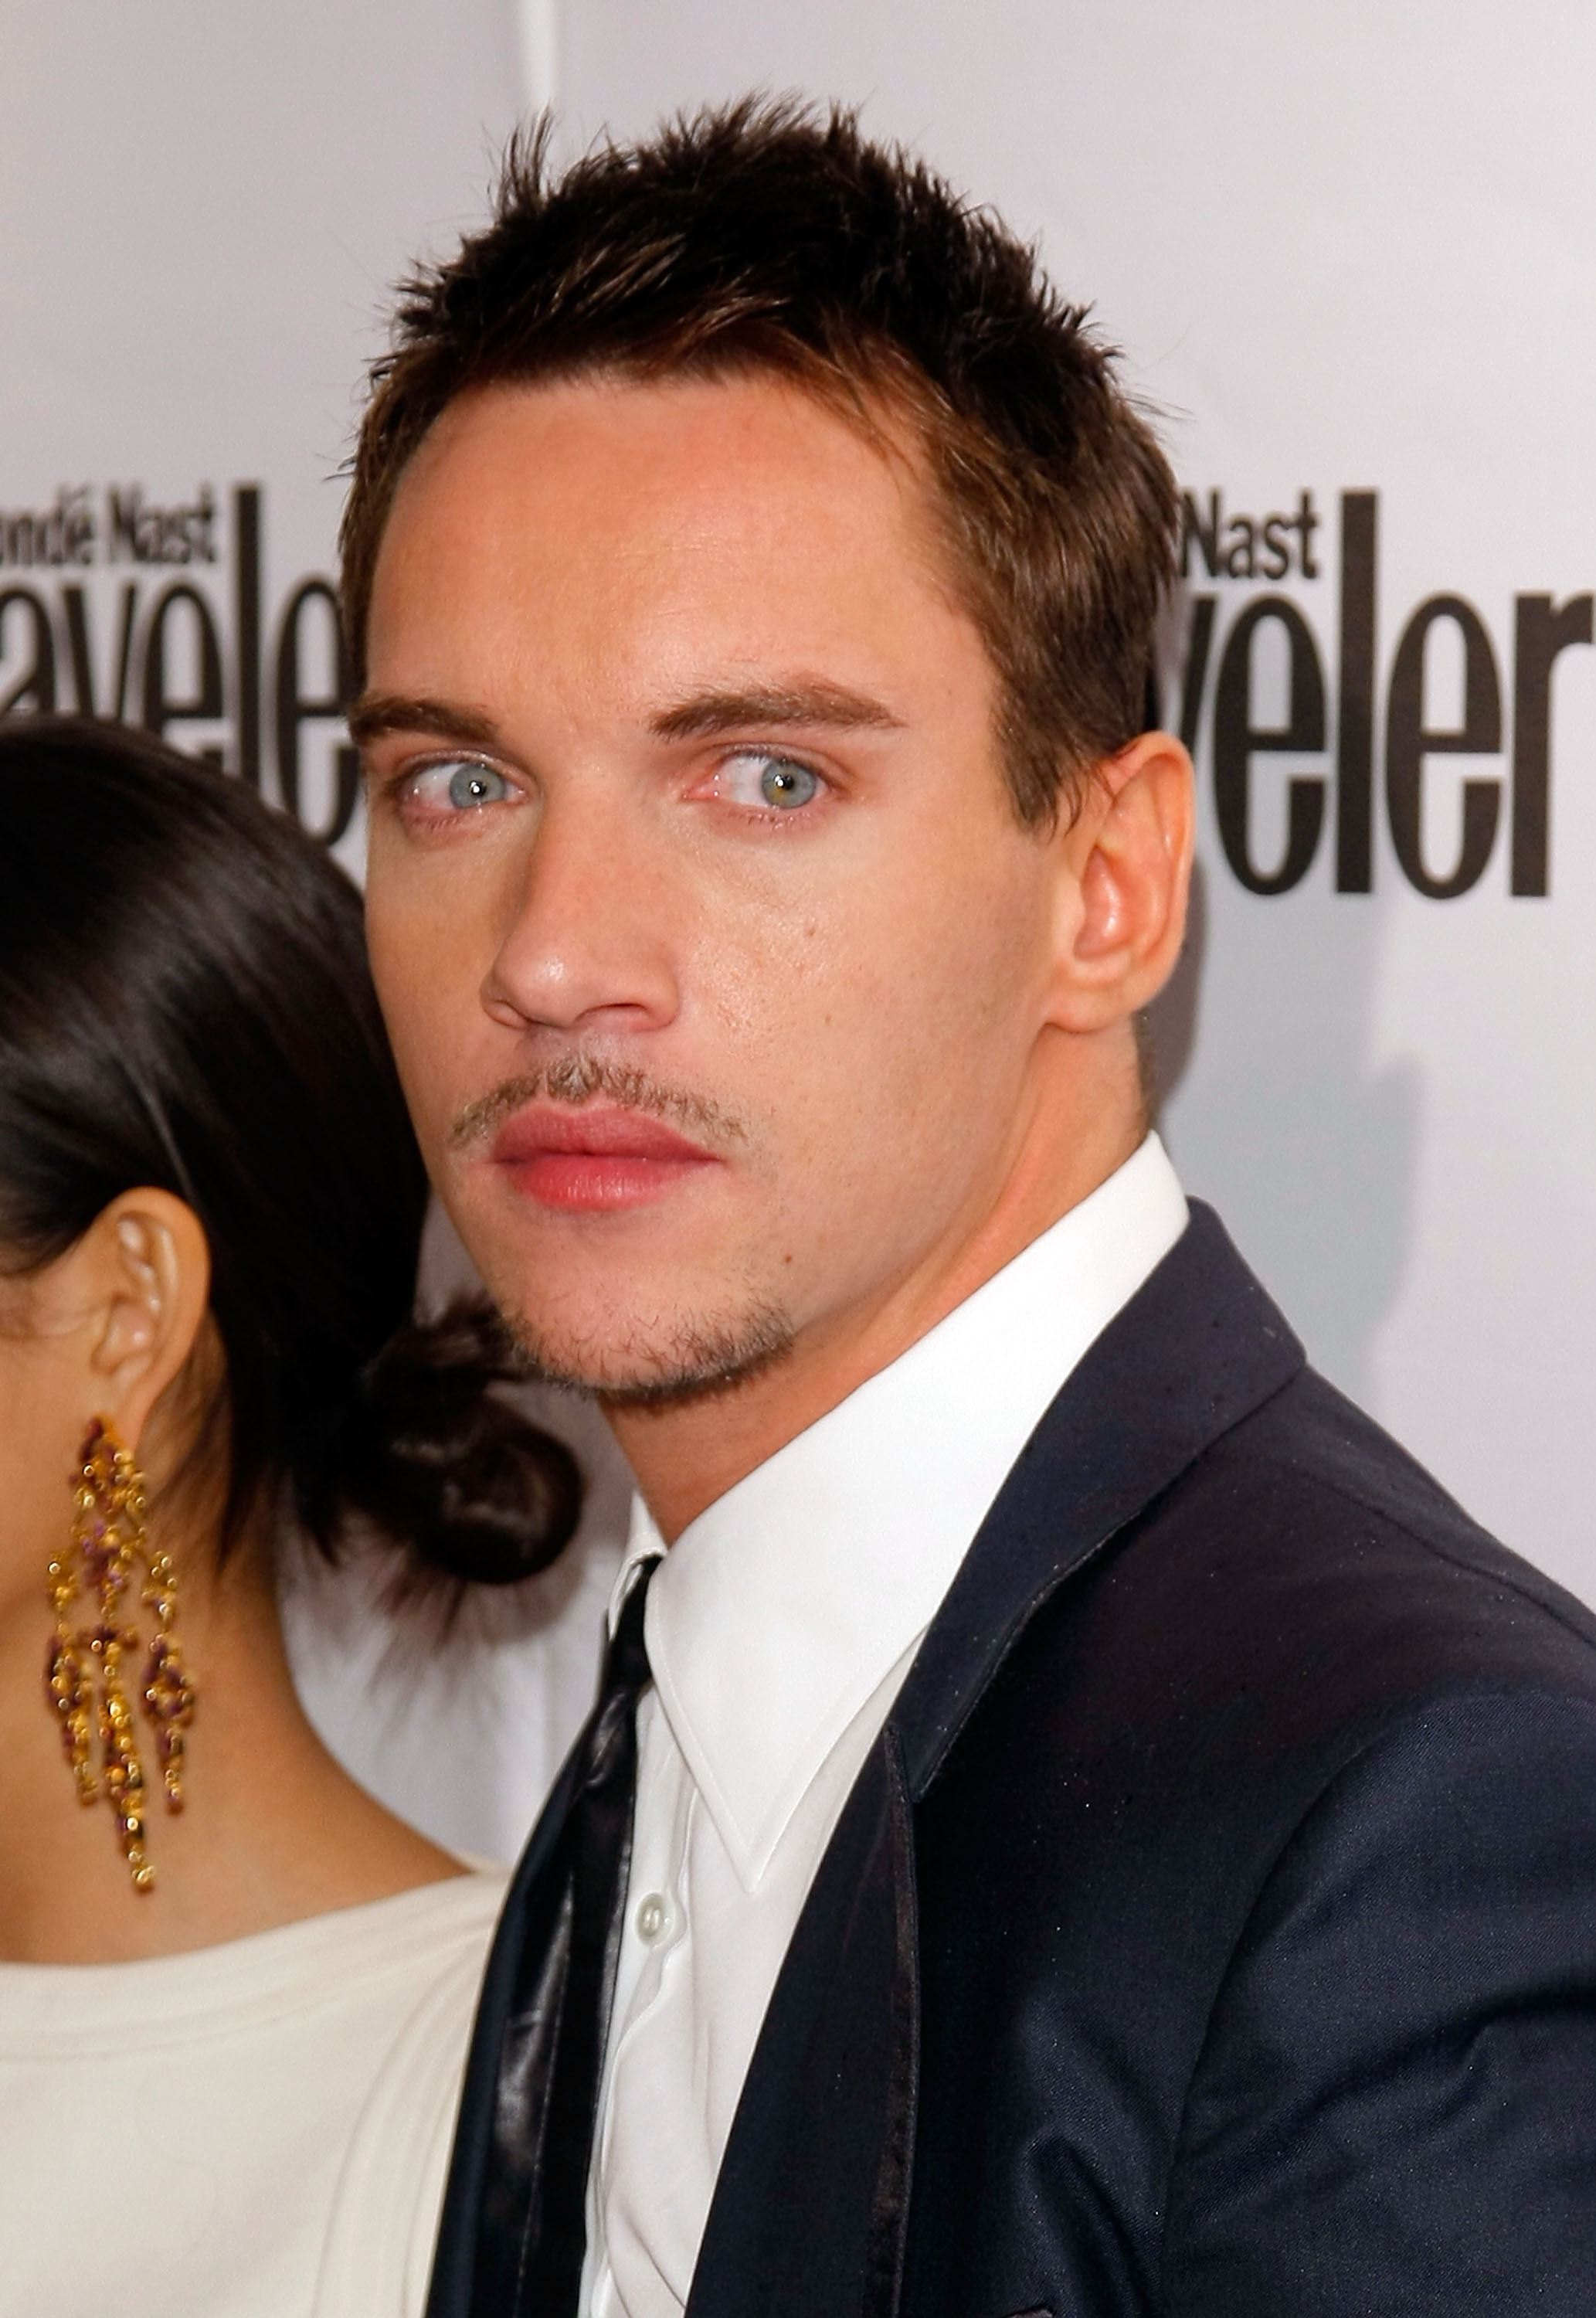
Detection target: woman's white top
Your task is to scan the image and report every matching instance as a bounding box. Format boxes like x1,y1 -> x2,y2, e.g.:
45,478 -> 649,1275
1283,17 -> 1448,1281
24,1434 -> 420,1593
0,1868 -> 508,2318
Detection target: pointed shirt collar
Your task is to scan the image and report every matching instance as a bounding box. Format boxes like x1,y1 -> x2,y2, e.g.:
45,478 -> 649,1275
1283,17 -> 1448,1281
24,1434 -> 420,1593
612,1134 -> 1189,1890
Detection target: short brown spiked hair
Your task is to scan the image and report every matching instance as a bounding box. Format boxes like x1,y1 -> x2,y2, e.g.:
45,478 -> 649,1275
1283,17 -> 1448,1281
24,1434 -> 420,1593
341,98 -> 1178,824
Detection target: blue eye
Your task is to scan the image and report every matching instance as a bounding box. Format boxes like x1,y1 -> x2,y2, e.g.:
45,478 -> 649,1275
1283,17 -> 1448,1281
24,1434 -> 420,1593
761,760 -> 819,809
718,751 -> 823,812
444,762 -> 510,809
392,757 -> 519,831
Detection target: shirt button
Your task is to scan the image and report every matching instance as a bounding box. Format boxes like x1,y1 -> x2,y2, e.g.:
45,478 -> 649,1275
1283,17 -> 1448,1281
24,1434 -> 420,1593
635,1892 -> 669,1942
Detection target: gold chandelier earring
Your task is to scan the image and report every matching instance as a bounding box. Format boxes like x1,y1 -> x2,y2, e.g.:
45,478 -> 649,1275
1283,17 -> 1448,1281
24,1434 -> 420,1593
45,1418 -> 198,1894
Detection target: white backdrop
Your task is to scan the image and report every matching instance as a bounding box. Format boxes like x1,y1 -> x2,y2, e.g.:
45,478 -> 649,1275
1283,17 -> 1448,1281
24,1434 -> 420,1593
5,0 -> 1594,1858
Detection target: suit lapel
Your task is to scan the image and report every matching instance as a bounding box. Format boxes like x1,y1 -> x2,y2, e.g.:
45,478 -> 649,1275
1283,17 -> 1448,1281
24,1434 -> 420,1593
891,1201 -> 1304,1797
687,1730 -> 919,2318
687,1206 -> 1304,2318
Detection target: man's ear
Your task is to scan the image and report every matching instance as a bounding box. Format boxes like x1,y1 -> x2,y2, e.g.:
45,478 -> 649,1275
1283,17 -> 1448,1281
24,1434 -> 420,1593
79,1189 -> 212,1453
1044,731 -> 1195,1033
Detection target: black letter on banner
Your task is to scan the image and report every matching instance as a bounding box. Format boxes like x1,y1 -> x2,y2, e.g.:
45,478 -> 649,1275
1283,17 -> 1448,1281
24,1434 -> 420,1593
274,578 -> 358,844
1212,596 -> 1327,895
141,581 -> 225,760
1180,491 -> 1221,580
1384,594 -> 1502,899
0,588 -> 57,714
1510,592 -> 1592,896
63,583 -> 138,718
1335,491 -> 1377,892
234,484 -> 263,789
1177,596 -> 1217,753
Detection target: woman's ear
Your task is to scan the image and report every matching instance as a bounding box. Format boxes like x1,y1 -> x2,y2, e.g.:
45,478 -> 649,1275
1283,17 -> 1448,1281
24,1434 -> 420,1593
1044,731 -> 1195,1033
80,1189 -> 212,1453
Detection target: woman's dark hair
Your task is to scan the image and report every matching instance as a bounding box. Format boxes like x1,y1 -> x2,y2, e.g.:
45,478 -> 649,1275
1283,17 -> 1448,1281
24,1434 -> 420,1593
0,715 -> 580,1587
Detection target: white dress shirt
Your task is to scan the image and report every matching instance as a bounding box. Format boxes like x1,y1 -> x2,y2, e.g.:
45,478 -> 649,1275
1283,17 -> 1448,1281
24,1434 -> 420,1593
580,1135 -> 1190,2318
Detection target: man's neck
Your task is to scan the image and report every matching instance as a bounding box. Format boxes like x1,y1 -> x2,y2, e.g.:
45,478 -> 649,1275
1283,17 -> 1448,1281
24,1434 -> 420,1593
606,1093 -> 1144,1542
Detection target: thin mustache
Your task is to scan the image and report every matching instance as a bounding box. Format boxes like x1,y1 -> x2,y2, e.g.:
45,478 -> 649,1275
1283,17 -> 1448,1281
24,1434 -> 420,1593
448,1052 -> 749,1152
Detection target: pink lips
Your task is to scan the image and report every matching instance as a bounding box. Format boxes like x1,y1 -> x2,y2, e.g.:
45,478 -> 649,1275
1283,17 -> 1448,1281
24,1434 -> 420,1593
488,1104 -> 719,1212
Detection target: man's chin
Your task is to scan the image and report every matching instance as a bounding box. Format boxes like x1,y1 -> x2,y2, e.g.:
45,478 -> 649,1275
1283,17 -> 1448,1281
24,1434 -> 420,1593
500,1297 -> 796,1409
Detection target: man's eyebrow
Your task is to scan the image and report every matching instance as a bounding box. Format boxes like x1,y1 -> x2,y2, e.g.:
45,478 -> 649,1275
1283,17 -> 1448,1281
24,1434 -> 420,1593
347,692 -> 503,750
650,681 -> 905,743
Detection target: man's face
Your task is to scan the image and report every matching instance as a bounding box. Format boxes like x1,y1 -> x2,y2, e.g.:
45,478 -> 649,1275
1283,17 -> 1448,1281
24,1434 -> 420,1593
361,372 -> 1074,1399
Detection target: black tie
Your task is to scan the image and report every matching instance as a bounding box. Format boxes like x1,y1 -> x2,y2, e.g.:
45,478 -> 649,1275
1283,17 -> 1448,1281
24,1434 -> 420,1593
478,1553 -> 660,2318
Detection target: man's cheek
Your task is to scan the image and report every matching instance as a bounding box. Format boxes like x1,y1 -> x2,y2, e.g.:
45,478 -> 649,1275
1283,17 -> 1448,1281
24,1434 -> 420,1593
384,1002 -> 467,1163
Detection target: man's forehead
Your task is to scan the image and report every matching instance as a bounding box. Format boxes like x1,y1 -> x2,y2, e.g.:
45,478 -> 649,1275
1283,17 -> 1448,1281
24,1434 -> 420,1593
365,366 -> 980,738
374,385 -> 949,607
389,362 -> 931,530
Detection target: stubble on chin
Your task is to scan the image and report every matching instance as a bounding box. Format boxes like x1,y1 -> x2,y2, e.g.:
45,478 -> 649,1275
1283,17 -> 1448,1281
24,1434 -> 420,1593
498,1296 -> 796,1409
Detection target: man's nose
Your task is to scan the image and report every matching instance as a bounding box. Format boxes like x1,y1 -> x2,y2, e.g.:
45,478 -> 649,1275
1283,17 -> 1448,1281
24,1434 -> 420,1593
480,787 -> 681,1037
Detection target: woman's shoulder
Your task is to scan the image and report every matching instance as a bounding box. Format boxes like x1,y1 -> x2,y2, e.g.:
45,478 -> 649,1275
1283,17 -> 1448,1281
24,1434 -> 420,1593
290,1864 -> 511,1982
0,1865 -> 511,2057
0,1865 -> 512,2318
310,1868 -> 514,2318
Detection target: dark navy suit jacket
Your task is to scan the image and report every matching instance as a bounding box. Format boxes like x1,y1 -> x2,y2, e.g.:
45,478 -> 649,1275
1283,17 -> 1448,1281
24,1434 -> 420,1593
429,1204 -> 1596,2318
